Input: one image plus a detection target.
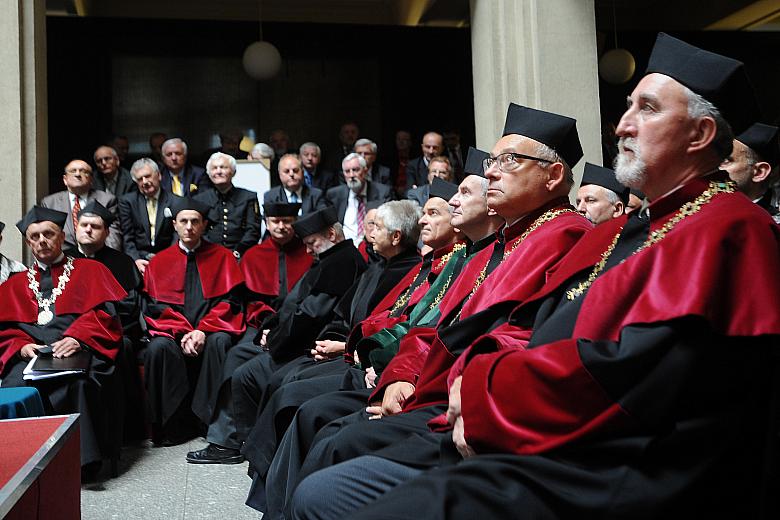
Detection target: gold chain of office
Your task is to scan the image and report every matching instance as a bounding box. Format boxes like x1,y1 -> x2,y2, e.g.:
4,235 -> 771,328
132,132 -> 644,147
443,208 -> 577,316
565,180 -> 734,301
389,243 -> 466,316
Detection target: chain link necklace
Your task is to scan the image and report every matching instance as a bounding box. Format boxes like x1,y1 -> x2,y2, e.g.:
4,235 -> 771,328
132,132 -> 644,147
565,180 -> 733,301
27,256 -> 75,325
390,243 -> 466,316
451,207 -> 577,320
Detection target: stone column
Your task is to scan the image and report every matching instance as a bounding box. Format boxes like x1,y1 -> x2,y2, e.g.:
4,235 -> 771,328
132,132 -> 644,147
470,0 -> 602,190
0,0 -> 48,261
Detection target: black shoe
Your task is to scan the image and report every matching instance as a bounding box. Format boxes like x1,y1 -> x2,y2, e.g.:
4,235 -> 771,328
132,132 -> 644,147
186,443 -> 245,464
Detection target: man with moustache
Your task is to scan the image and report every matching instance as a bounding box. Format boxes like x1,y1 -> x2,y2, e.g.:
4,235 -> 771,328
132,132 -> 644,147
194,152 -> 261,258
326,153 -> 393,245
294,34 -> 780,520
287,104 -> 592,520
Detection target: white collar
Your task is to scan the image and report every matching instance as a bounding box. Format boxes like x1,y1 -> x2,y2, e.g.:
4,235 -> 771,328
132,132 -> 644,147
35,253 -> 65,271
178,240 -> 202,254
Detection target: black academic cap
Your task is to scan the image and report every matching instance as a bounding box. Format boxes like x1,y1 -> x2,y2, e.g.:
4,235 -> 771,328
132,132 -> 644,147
736,123 -> 780,166
293,206 -> 338,238
263,202 -> 301,217
77,200 -> 115,226
502,103 -> 583,168
169,197 -> 211,221
464,147 -> 489,177
0,221 -> 4,234
645,32 -> 760,135
581,163 -> 630,205
429,177 -> 459,202
16,206 -> 68,234
629,188 -> 645,199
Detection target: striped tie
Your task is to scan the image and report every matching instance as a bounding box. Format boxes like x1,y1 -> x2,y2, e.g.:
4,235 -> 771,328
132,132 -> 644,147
71,196 -> 81,230
357,195 -> 366,236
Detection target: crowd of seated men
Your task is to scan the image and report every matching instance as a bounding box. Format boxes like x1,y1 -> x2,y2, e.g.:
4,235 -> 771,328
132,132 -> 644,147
0,31 -> 779,518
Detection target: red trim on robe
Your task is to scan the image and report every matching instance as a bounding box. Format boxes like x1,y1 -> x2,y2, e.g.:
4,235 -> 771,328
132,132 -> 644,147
144,241 -> 245,304
241,237 -> 312,297
374,205 -> 593,411
453,176 -> 780,455
0,258 -> 126,373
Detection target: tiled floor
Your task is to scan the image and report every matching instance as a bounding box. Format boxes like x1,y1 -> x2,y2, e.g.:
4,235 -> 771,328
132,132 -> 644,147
81,438 -> 261,519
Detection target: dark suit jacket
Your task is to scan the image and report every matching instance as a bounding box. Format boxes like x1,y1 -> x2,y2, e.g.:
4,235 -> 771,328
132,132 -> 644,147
326,182 -> 393,223
308,167 -> 340,193
263,185 -> 328,216
160,164 -> 211,197
405,156 -> 429,190
118,189 -> 178,261
92,167 -> 137,198
406,185 -> 430,207
370,163 -> 392,186
40,189 -> 122,250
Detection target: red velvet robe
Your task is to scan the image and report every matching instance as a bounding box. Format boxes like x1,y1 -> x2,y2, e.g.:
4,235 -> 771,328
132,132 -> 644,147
0,258 -> 127,374
348,241 -> 464,355
241,237 -> 313,327
455,176 -> 780,456
143,241 -> 246,339
372,200 -> 591,406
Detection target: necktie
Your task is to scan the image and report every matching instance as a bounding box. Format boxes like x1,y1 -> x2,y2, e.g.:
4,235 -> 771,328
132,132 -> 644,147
290,192 -> 300,203
146,197 -> 158,244
172,174 -> 183,196
71,196 -> 81,230
304,171 -> 313,187
357,195 -> 366,236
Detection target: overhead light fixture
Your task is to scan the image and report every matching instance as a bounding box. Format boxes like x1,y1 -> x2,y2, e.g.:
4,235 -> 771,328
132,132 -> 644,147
598,1 -> 635,85
243,1 -> 281,80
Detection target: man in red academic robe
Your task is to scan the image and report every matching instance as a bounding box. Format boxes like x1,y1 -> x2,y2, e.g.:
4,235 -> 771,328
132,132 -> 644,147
184,202 -> 311,463
293,34 -> 780,520
284,105 -> 591,519
242,202 -> 312,328
141,197 -> 245,445
0,206 -> 126,473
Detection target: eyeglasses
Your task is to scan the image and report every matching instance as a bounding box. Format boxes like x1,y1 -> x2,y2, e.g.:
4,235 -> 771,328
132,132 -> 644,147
483,152 -> 550,173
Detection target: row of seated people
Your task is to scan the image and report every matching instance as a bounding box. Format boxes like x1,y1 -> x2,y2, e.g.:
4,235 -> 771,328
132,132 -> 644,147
0,32 -> 779,516
179,33 -> 778,519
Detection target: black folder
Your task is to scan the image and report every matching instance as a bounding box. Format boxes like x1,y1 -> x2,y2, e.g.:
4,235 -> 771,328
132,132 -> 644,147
32,350 -> 91,372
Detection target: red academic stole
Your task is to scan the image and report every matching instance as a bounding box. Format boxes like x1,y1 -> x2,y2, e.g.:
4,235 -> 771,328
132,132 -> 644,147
143,241 -> 245,339
0,258 -> 127,373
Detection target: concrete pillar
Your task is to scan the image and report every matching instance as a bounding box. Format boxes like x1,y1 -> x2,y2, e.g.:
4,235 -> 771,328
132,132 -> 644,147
0,0 -> 48,261
470,0 -> 602,191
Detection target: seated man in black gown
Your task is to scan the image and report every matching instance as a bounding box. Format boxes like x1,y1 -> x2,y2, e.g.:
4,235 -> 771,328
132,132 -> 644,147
141,198 -> 246,445
0,206 -> 126,474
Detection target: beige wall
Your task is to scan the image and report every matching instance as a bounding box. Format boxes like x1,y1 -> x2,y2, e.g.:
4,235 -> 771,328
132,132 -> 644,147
470,0 -> 602,195
0,0 -> 47,262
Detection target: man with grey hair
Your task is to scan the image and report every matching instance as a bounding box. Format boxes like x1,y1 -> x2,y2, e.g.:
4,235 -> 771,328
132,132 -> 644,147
300,142 -> 338,192
575,162 -> 629,225
194,152 -> 261,258
354,138 -> 391,186
326,152 -> 393,245
291,34 -> 780,520
160,138 -> 210,197
119,158 -> 179,274
720,122 -> 780,221
93,145 -> 137,197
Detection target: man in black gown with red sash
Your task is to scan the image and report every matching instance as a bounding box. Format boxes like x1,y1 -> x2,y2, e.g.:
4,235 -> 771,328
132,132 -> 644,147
0,206 -> 126,471
141,198 -> 245,445
185,202 -> 312,463
292,33 -> 780,520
